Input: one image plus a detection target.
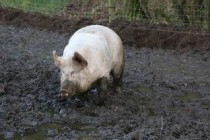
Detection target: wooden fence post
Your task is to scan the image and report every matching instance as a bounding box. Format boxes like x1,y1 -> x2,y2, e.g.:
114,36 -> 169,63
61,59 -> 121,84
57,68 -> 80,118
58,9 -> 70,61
108,0 -> 114,22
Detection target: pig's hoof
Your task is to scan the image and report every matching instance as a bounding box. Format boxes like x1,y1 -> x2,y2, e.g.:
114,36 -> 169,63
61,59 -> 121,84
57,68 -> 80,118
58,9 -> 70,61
75,99 -> 85,108
93,97 -> 106,106
116,87 -> 122,94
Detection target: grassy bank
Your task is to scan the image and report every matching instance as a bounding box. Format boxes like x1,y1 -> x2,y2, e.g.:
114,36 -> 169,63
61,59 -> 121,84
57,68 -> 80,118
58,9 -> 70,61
0,0 -> 69,15
1,0 -> 210,28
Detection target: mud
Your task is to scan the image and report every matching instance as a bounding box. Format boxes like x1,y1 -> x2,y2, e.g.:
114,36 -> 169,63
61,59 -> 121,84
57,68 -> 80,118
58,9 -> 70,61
0,8 -> 210,139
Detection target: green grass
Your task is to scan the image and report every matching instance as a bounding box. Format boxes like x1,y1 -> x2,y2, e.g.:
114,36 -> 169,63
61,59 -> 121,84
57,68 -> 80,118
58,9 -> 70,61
201,101 -> 210,109
0,0 -> 69,15
174,92 -> 202,101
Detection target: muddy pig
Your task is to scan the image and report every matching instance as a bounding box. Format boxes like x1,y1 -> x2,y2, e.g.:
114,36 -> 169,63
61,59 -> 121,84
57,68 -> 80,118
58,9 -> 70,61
53,25 -> 124,103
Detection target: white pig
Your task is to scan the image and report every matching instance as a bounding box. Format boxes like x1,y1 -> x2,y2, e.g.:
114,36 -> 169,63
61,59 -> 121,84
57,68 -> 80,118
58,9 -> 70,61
53,25 -> 124,103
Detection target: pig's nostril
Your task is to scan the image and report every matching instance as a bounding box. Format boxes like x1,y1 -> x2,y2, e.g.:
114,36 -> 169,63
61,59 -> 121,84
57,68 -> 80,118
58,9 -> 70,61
58,93 -> 68,101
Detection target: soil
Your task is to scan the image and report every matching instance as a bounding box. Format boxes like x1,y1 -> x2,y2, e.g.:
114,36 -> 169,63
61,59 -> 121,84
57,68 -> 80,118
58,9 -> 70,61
0,8 -> 210,139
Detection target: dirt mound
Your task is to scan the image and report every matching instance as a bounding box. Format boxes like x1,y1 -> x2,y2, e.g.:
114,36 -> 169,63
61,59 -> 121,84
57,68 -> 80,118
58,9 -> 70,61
1,7 -> 210,51
0,8 -> 94,35
109,19 -> 210,52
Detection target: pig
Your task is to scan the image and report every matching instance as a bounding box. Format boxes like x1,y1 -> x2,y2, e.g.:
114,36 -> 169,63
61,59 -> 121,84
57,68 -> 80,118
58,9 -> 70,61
53,25 -> 124,103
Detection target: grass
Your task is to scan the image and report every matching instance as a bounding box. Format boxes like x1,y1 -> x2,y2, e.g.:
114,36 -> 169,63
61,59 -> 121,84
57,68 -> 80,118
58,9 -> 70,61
201,101 -> 210,109
121,0 -> 210,28
0,0 -> 69,15
174,92 -> 202,101
1,0 -> 209,28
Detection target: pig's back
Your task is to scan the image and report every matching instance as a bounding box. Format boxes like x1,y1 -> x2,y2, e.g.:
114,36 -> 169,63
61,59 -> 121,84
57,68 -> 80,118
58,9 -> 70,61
76,25 -> 123,65
75,25 -> 123,56
63,25 -> 123,77
76,25 -> 123,58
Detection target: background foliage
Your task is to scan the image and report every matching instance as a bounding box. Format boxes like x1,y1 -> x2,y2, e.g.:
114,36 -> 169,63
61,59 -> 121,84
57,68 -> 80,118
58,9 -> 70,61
0,0 -> 69,15
0,0 -> 210,29
122,0 -> 210,29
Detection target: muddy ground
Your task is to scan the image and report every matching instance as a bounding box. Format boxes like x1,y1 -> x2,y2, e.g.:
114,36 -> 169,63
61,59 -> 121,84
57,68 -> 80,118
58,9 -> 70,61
0,8 -> 210,140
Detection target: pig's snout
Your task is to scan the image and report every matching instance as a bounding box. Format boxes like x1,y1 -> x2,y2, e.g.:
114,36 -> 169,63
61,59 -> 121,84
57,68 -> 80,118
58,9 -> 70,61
59,80 -> 77,100
58,89 -> 70,100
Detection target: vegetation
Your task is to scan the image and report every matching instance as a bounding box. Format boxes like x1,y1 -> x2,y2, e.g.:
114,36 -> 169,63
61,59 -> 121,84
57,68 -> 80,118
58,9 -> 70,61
0,0 -> 69,15
0,0 -> 210,28
123,0 -> 210,28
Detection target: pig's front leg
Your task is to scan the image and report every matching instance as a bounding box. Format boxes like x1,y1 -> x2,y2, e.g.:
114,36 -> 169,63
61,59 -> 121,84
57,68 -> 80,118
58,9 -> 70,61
95,77 -> 109,105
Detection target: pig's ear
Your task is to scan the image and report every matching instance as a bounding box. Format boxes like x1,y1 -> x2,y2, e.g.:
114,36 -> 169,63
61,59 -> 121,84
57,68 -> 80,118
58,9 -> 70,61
53,50 -> 63,68
72,52 -> 88,69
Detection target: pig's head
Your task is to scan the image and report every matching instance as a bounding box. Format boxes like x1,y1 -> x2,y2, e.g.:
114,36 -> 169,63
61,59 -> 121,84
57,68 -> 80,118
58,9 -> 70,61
53,50 -> 90,100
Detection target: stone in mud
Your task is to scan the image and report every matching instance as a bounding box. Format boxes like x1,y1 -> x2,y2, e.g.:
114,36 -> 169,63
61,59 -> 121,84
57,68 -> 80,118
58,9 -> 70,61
4,132 -> 14,139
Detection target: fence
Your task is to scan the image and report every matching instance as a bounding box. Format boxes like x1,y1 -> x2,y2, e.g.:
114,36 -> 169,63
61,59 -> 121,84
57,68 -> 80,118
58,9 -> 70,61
0,0 -> 210,29
122,0 -> 210,29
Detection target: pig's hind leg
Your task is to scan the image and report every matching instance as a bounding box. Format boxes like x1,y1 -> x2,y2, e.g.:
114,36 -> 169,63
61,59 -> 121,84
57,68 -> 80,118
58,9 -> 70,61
111,59 -> 124,94
94,77 -> 109,105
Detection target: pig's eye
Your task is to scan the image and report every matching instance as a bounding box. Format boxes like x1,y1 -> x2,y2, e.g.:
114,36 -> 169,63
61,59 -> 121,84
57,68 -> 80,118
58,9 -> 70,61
71,71 -> 79,77
71,71 -> 76,77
